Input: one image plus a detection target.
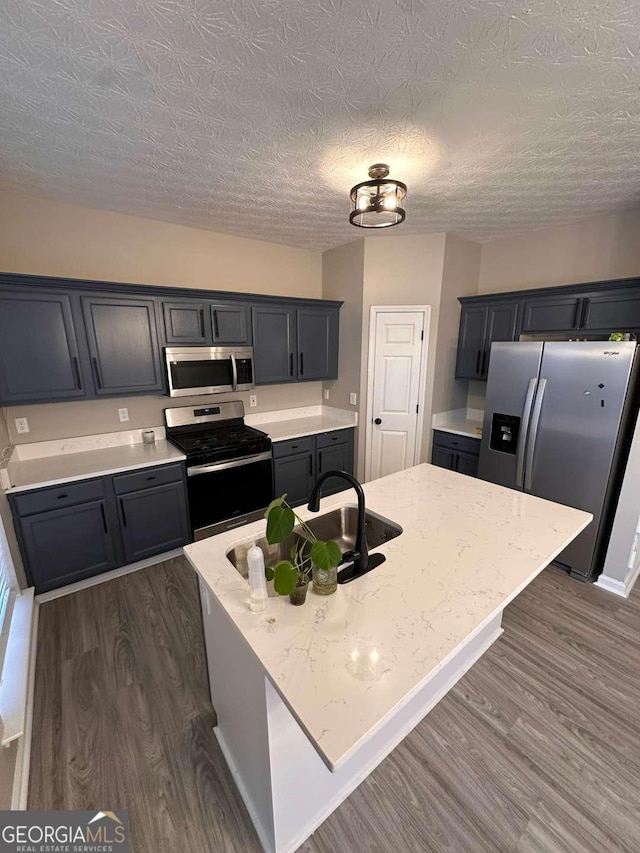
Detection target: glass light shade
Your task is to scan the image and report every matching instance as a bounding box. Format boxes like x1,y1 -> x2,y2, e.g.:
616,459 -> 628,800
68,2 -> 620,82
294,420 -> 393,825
349,178 -> 407,228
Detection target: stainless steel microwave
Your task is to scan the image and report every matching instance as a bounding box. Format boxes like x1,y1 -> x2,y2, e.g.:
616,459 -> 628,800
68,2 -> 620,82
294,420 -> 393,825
165,346 -> 255,397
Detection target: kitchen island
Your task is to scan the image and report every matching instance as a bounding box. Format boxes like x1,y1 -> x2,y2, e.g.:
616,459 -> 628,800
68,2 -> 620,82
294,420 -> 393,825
184,463 -> 591,853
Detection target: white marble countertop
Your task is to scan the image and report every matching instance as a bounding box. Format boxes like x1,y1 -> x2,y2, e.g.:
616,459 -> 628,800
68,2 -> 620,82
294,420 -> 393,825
433,417 -> 483,440
5,440 -> 186,493
184,463 -> 591,772
246,405 -> 357,443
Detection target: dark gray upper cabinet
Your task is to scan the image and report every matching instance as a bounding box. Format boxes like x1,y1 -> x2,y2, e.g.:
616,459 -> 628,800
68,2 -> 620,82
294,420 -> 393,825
252,306 -> 297,384
211,303 -> 252,345
18,498 -> 116,593
455,304 -> 487,380
297,307 -> 339,381
580,289 -> 640,331
0,289 -> 87,404
163,301 -> 208,344
483,302 -> 520,377
82,295 -> 163,395
521,295 -> 583,333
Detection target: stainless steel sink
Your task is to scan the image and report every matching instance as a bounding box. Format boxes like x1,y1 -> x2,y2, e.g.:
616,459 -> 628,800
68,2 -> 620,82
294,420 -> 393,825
226,506 -> 402,578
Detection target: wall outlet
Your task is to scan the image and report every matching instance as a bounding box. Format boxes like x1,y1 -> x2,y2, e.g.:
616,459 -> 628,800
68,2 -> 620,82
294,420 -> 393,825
0,469 -> 11,491
349,392 -> 357,406
323,389 -> 330,400
249,394 -> 258,408
118,407 -> 130,422
15,417 -> 29,434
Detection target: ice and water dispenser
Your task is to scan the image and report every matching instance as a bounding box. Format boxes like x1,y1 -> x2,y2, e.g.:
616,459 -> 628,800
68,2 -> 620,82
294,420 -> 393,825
489,413 -> 520,455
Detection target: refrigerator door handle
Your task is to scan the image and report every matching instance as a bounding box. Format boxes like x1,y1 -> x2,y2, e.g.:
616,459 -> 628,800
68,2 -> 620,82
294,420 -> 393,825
515,378 -> 538,489
524,378 -> 547,492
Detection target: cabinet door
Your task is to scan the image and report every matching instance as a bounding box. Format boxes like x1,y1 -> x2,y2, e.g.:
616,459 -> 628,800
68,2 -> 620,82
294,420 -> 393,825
580,289 -> 640,332
163,301 -> 208,344
455,305 -> 487,379
19,500 -> 116,593
118,481 -> 190,563
252,306 -> 297,384
483,302 -> 520,377
316,439 -> 354,496
431,446 -> 456,470
455,450 -> 479,477
273,452 -> 315,507
82,296 -> 163,395
296,307 -> 339,380
521,296 -> 582,333
211,303 -> 252,345
0,289 -> 87,404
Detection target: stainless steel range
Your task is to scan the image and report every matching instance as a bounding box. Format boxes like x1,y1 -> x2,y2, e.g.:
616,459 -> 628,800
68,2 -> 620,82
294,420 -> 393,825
165,401 -> 273,540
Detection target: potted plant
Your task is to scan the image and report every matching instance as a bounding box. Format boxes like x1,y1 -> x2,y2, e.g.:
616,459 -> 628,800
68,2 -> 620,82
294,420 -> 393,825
264,495 -> 342,605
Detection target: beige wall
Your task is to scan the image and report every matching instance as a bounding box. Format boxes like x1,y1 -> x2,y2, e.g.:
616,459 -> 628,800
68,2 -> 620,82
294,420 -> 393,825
360,234 -> 447,475
4,383 -> 322,445
479,207 -> 640,294
432,234 -> 481,415
0,187 -> 322,298
0,740 -> 17,809
321,240 -> 364,411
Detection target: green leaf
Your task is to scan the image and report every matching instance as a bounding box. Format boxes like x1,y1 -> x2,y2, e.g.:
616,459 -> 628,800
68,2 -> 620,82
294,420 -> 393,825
273,561 -> 298,595
265,566 -> 275,582
266,504 -> 295,544
264,494 -> 286,519
310,539 -> 342,570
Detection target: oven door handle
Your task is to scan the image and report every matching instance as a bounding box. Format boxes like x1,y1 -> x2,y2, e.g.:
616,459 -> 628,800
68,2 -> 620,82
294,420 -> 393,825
230,353 -> 238,391
187,452 -> 273,476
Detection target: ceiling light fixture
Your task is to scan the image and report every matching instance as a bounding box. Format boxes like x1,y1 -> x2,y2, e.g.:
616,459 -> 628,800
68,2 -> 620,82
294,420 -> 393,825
349,164 -> 407,228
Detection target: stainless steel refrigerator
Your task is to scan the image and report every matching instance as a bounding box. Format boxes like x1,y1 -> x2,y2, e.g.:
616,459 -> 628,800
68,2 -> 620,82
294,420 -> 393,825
478,341 -> 639,581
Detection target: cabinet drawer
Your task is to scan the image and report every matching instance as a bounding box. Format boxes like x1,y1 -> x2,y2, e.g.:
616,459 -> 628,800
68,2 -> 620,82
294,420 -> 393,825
273,436 -> 315,459
13,478 -> 105,517
113,463 -> 184,495
432,430 -> 480,456
316,429 -> 353,449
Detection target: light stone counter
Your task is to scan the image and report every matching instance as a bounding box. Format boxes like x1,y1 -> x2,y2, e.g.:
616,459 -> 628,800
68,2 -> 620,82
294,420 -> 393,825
5,440 -> 185,493
432,406 -> 484,439
246,405 -> 356,442
187,463 -> 590,771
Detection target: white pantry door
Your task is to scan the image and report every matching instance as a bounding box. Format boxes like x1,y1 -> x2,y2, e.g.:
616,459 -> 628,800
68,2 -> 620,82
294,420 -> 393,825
367,308 -> 429,481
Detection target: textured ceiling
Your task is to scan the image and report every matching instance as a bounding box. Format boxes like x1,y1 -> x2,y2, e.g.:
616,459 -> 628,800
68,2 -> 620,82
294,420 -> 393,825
1,0 -> 640,250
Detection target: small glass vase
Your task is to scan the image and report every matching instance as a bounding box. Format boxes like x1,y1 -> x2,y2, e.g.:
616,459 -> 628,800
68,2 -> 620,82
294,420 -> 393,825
312,563 -> 338,596
289,582 -> 309,606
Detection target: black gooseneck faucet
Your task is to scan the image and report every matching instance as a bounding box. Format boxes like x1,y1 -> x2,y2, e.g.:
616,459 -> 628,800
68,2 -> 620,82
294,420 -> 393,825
307,470 -> 385,583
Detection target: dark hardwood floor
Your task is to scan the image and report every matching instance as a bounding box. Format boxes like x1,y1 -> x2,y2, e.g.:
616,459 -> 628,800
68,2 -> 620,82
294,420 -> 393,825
29,558 -> 640,852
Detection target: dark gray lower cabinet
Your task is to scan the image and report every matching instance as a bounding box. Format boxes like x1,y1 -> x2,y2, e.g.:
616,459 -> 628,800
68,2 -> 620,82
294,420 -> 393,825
11,462 -> 191,593
273,429 -> 355,507
18,499 -> 116,593
431,430 -> 479,477
117,481 -> 190,563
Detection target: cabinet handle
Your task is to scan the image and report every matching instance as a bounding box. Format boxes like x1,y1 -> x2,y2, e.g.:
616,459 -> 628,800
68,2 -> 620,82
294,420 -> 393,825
289,353 -> 294,377
200,309 -> 206,338
580,297 -> 591,328
57,493 -> 69,499
312,454 -> 317,476
309,455 -> 313,476
451,452 -> 458,470
146,475 -> 157,481
291,445 -> 298,450
476,350 -> 482,375
213,309 -> 219,339
481,351 -> 487,375
91,357 -> 103,389
119,499 -> 127,528
72,357 -> 82,390
300,352 -> 304,376
100,503 -> 108,534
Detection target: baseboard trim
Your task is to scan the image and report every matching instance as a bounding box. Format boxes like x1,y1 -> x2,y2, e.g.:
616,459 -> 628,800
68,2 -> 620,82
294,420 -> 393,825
596,563 -> 640,598
35,549 -> 184,603
11,599 -> 38,809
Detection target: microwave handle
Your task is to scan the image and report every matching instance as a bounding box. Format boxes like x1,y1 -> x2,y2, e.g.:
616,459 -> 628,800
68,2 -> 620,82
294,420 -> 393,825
230,353 -> 238,390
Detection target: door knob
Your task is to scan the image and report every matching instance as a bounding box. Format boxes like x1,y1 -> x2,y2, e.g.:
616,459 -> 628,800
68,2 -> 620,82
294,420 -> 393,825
374,418 -> 382,425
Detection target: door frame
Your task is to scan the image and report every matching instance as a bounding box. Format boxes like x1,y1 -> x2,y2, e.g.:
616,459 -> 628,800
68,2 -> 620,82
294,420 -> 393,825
364,305 -> 431,482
